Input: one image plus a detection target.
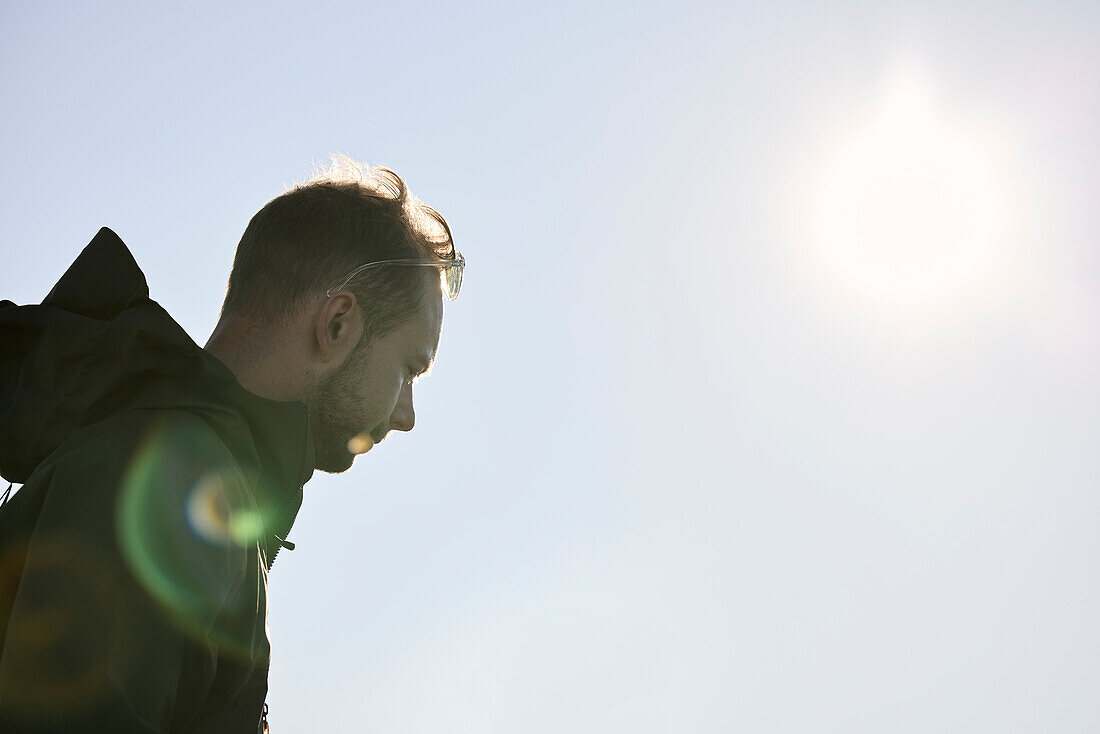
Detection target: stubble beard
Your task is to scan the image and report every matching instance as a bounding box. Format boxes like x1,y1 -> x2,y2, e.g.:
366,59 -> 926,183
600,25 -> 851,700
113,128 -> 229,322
311,351 -> 374,474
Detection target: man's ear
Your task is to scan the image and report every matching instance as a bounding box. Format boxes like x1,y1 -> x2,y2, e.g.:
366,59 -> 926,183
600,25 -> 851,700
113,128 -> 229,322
315,291 -> 364,364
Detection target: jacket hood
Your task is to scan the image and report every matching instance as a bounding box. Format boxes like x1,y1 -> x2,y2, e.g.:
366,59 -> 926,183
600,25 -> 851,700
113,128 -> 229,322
0,227 -> 315,540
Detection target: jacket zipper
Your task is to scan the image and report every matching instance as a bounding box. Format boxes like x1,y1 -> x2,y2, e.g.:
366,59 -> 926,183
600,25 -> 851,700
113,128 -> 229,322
266,488 -> 302,570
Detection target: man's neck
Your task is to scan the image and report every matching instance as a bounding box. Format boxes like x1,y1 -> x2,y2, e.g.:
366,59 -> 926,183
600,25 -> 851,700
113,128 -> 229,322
204,317 -> 308,403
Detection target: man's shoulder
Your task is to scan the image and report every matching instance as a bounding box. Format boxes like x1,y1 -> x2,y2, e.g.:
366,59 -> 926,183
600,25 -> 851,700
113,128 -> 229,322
43,408 -> 241,481
22,408 -> 255,583
2,407 -> 261,694
16,409 -> 250,540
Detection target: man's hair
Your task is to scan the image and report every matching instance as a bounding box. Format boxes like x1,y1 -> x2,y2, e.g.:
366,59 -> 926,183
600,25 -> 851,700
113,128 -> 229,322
219,154 -> 454,347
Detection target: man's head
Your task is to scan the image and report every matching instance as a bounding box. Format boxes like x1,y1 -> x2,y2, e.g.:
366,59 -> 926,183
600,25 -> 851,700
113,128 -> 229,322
211,155 -> 456,473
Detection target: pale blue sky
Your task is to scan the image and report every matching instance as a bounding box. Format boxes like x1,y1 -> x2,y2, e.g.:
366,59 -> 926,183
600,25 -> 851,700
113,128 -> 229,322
2,1 -> 1099,731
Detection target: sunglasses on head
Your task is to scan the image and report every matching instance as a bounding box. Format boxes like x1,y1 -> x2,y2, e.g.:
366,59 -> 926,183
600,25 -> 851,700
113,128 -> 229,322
325,250 -> 465,302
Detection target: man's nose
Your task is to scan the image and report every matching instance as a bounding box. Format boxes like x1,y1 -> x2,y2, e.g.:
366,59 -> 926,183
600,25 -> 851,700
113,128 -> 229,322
390,381 -> 416,432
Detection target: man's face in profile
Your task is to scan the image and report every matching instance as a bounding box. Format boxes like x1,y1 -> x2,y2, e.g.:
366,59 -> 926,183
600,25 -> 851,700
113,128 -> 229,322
309,283 -> 443,474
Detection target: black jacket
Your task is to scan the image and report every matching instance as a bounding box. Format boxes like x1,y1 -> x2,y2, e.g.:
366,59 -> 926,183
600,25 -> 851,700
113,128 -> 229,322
0,228 -> 315,732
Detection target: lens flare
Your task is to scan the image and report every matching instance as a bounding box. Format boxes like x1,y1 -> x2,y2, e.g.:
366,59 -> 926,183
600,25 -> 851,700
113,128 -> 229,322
186,471 -> 264,546
229,510 -> 265,546
347,433 -> 374,455
115,416 -> 272,661
186,471 -> 232,544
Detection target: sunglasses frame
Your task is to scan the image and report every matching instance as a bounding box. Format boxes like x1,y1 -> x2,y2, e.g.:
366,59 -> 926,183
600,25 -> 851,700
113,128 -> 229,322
324,251 -> 465,301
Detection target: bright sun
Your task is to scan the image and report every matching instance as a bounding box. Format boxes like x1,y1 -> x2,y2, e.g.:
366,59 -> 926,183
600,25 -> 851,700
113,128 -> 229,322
811,77 -> 1006,310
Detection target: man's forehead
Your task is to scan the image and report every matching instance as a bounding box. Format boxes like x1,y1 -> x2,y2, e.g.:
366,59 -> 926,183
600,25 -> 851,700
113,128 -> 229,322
410,292 -> 443,364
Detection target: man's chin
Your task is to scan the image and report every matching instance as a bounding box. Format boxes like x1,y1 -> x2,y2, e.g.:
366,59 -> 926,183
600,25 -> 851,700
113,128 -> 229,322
312,432 -> 376,474
314,447 -> 358,474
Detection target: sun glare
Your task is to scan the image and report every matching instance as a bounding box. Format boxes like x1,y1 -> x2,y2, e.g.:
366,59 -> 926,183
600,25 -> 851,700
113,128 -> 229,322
811,76 -> 1007,310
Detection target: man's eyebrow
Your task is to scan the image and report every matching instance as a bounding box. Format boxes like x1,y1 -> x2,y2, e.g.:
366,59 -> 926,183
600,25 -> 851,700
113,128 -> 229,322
412,351 -> 436,376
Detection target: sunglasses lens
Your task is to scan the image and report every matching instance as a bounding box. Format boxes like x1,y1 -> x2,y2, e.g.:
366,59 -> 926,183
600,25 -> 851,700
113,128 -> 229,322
448,263 -> 463,300
441,253 -> 463,301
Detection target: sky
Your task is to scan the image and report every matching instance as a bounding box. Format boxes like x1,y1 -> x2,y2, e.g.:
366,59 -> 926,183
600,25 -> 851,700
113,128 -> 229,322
2,1 -> 1099,731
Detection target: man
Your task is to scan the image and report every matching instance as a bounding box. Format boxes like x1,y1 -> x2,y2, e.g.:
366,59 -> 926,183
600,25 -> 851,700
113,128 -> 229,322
0,156 -> 464,732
